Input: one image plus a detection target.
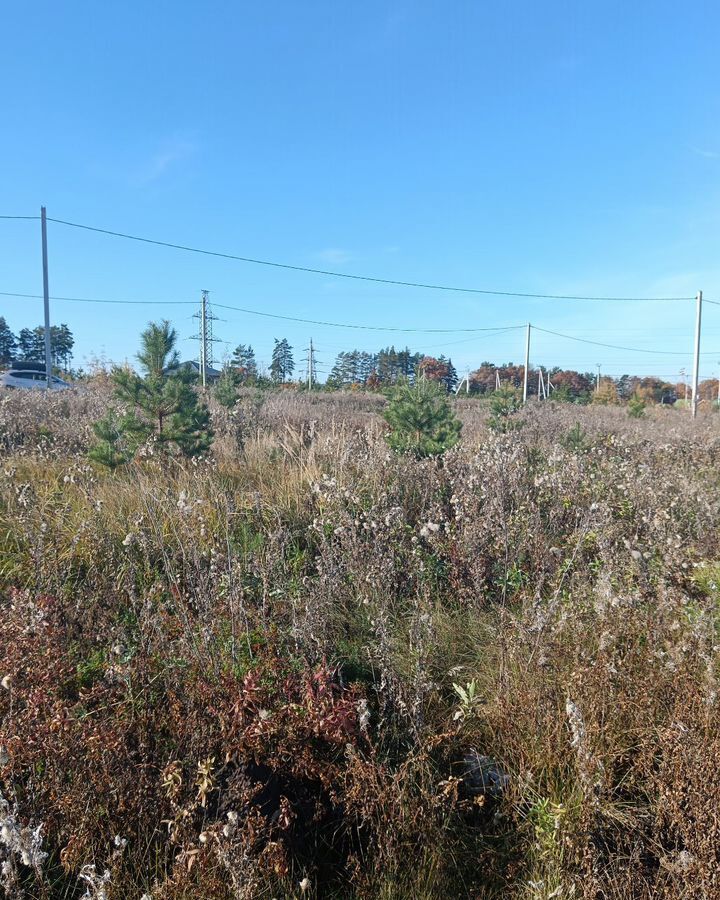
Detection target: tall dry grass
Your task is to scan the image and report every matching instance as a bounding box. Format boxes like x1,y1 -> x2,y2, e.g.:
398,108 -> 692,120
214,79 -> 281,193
1,384 -> 720,898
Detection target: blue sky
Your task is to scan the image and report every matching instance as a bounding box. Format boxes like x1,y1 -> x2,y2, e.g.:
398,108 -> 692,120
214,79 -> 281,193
2,1 -> 720,381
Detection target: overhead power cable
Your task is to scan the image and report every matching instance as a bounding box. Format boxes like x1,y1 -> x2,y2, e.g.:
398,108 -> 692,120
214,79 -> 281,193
533,325 -> 720,357
36,215 -> 694,303
0,215 -> 41,221
0,290 -> 524,333
0,291 -> 196,306
211,302 -> 525,333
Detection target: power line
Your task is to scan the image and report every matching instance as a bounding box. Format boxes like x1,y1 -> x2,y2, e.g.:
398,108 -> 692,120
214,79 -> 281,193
532,325 -> 720,357
0,291 -> 196,306
39,215 -> 695,303
7,286 -> 719,357
214,302 -> 526,333
0,215 -> 41,221
0,289 -> 524,333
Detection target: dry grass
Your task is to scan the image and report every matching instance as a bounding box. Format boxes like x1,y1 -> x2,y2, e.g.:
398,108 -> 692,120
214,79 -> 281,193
1,384 -> 720,898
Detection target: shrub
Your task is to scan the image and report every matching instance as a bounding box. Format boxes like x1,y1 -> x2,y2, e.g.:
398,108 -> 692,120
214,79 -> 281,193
214,367 -> 240,409
382,376 -> 461,457
560,421 -> 590,453
487,386 -> 523,432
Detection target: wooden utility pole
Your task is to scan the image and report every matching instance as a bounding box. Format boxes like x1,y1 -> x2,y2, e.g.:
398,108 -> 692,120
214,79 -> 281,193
522,323 -> 530,403
691,290 -> 702,418
40,207 -> 52,388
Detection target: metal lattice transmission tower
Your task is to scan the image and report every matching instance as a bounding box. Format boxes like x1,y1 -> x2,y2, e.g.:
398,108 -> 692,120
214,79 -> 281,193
192,290 -> 220,387
305,338 -> 317,390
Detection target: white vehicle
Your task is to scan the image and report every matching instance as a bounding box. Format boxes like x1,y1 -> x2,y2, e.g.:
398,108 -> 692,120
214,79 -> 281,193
1,366 -> 71,391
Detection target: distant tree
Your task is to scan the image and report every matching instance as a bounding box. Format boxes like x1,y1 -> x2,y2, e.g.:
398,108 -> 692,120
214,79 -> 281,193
89,320 -> 212,468
418,355 -> 451,385
634,377 -> 674,405
383,377 -> 462,457
270,338 -> 294,383
215,366 -> 240,408
592,378 -> 619,405
616,374 -> 633,400
17,328 -> 44,360
440,356 -> 458,392
0,318 -> 17,365
230,344 -> 257,381
548,370 -> 593,403
697,378 -> 718,405
6,323 -> 74,370
468,363 -> 500,395
328,350 -> 378,387
470,363 -> 526,394
51,324 -> 74,371
376,346 -> 422,384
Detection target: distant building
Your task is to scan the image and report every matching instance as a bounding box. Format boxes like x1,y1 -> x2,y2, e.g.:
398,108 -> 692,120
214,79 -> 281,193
172,361 -> 222,384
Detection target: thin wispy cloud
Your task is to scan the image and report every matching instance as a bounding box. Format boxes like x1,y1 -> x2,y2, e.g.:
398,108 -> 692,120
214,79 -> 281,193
89,137 -> 199,186
130,137 -> 198,186
691,147 -> 720,160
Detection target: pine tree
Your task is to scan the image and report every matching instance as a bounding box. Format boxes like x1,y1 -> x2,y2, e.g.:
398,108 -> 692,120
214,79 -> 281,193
0,318 -> 17,365
328,351 -> 349,387
9,323 -> 74,370
17,328 -> 43,360
270,338 -> 294,383
89,320 -> 212,467
440,356 -> 458,393
230,344 -> 257,381
51,324 -> 74,371
383,377 -> 462,458
487,387 -> 523,433
215,366 -> 239,408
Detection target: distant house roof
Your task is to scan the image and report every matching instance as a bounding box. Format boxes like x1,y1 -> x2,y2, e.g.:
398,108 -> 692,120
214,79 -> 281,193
170,361 -> 222,382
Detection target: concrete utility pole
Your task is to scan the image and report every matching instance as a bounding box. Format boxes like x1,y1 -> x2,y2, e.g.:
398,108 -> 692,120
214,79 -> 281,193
454,370 -> 470,395
691,290 -> 702,418
40,207 -> 52,388
522,323 -> 531,403
596,364 -> 601,393
495,369 -> 501,391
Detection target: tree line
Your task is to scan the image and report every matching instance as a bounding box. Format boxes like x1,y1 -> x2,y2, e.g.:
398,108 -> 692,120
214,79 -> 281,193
223,339 -> 715,405
0,317 -> 75,371
2,312 -> 709,406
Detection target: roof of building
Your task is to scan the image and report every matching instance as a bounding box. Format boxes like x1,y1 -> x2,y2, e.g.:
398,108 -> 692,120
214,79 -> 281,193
176,360 -> 222,379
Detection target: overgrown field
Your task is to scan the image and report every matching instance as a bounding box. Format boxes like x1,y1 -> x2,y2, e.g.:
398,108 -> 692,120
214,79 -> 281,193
2,386 -> 720,898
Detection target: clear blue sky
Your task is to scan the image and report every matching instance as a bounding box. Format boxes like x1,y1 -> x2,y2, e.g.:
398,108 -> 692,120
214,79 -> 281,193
2,1 -> 720,382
